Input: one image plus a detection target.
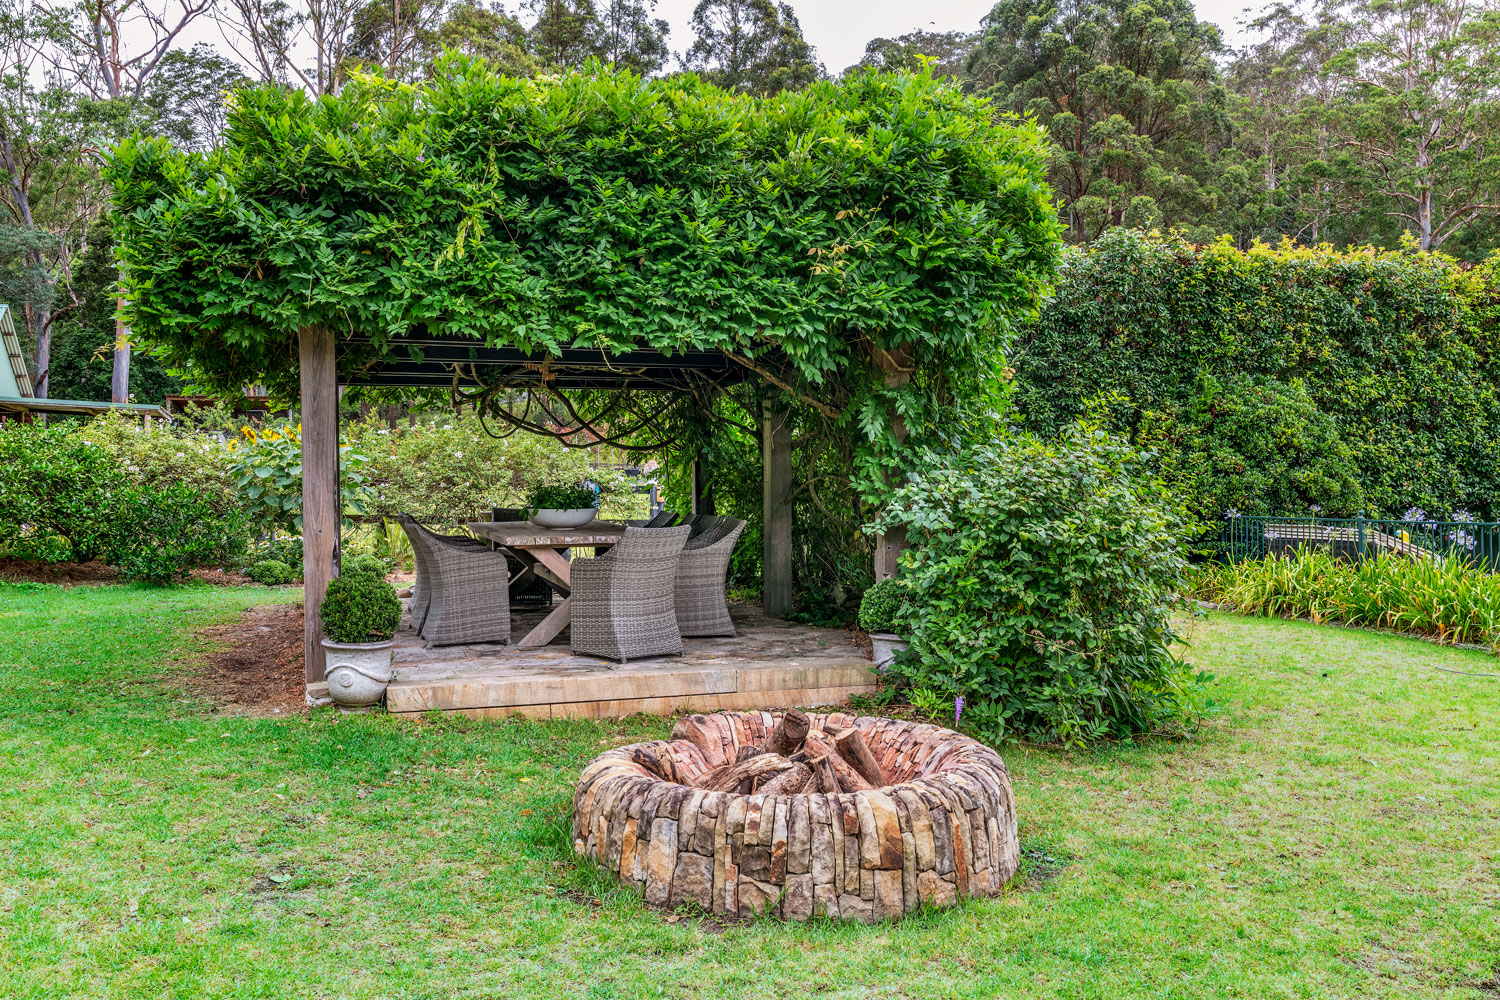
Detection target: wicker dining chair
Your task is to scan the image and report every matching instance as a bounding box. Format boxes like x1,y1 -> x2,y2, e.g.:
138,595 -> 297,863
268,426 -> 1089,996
397,515 -> 512,646
397,514 -> 489,633
569,525 -> 692,661
673,516 -> 747,637
645,509 -> 680,528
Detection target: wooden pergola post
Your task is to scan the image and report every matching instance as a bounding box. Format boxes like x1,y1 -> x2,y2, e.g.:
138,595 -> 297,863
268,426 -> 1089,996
761,399 -> 792,617
872,346 -> 912,582
690,457 -> 715,516
300,324 -> 341,688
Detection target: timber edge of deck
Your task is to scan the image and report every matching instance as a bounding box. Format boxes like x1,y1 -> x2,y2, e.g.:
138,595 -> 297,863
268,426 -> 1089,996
383,656 -> 879,720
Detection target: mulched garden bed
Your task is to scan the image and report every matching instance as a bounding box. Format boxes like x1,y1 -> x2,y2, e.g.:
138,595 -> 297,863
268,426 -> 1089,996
0,558 -> 118,584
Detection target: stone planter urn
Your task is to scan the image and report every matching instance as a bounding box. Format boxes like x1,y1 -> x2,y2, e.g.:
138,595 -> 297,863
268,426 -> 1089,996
528,507 -> 598,529
868,633 -> 909,672
573,710 -> 1018,923
322,638 -> 396,708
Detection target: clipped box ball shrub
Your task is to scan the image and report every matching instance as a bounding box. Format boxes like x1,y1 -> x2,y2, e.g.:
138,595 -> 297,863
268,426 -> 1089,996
857,578 -> 909,634
340,553 -> 389,581
873,424 -> 1194,745
321,575 -> 402,645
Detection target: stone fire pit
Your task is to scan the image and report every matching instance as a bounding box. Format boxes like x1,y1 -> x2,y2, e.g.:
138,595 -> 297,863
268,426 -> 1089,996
571,710 -> 1018,922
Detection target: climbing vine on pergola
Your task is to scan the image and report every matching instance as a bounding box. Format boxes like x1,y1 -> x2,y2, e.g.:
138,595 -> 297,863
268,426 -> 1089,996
107,56 -> 1061,680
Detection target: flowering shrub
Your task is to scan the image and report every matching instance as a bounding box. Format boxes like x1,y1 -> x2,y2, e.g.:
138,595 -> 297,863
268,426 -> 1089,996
873,424 -> 1196,745
225,423 -> 372,535
76,412 -> 237,514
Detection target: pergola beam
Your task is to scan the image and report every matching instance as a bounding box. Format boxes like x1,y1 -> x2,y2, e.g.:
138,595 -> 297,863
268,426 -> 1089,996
341,337 -> 755,391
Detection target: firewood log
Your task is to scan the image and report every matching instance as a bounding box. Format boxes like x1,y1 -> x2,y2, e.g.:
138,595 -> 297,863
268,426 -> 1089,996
832,727 -> 886,788
804,733 -> 873,792
697,753 -> 796,792
761,708 -> 811,757
807,755 -> 841,794
755,761 -> 811,795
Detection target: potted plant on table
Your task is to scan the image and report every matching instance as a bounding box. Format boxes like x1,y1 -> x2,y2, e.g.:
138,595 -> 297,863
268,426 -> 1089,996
321,572 -> 403,709
525,482 -> 599,529
858,578 -> 912,672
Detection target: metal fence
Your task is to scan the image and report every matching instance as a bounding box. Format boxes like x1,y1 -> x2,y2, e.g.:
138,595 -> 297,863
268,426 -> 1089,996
1220,513 -> 1500,571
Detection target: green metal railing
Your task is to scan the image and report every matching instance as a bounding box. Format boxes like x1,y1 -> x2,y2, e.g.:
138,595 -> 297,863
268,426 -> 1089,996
1220,512 -> 1500,570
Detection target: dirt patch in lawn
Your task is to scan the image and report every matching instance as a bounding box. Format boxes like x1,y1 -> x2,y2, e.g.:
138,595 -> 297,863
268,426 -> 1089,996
190,602 -> 306,717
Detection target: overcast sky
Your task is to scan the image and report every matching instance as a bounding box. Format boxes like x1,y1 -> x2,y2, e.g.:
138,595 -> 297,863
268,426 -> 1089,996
654,0 -> 1259,73
169,0 -> 1262,84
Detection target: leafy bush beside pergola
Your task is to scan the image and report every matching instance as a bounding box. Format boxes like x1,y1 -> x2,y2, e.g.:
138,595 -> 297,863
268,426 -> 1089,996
107,57 -> 1061,682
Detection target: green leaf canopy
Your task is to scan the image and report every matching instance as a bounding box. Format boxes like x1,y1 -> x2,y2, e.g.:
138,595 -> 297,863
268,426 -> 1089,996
105,58 -> 1060,402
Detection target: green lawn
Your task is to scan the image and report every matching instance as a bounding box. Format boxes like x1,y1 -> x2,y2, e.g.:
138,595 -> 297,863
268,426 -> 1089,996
0,582 -> 1496,999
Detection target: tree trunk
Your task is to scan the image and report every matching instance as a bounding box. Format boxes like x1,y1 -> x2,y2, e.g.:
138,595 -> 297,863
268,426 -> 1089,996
111,310 -> 131,404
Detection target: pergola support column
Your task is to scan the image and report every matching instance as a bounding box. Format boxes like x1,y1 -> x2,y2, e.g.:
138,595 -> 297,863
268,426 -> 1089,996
872,346 -> 912,582
690,457 -> 715,516
300,324 -> 341,688
761,399 -> 792,617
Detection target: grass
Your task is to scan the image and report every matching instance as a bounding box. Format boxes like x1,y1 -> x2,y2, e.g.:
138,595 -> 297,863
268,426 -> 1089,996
0,582 -> 1497,999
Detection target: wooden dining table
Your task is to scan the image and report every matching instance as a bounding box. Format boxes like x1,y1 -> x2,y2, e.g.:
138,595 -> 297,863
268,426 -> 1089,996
466,520 -> 627,648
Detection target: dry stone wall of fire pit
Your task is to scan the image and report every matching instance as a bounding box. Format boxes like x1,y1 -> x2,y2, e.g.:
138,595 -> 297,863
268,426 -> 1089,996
571,710 -> 1018,922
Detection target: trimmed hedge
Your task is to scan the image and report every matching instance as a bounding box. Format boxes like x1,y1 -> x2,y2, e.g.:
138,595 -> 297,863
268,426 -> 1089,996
1012,230 -> 1500,520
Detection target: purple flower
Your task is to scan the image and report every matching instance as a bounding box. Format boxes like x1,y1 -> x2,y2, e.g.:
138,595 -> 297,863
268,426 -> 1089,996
954,695 -> 964,724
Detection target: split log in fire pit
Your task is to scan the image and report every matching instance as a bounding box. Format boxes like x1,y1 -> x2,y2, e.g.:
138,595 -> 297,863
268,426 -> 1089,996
571,710 -> 1019,922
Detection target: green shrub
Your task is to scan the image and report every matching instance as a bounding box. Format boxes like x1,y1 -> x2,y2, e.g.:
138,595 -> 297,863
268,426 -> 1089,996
1013,230 -> 1500,519
526,483 -> 597,510
102,484 -> 249,586
857,579 -> 909,634
341,553 -> 389,581
349,414 -> 639,523
0,424 -> 118,562
1199,549 -> 1500,649
253,535 -> 303,567
873,424 -> 1195,745
247,559 -> 299,585
321,575 -> 402,644
1138,375 -> 1366,520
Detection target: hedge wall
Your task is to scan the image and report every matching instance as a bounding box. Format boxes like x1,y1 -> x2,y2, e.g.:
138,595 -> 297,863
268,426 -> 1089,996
1011,230 -> 1500,521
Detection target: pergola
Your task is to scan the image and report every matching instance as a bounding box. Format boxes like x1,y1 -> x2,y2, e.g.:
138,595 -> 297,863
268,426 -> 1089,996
298,330 -> 847,685
105,61 -> 1060,689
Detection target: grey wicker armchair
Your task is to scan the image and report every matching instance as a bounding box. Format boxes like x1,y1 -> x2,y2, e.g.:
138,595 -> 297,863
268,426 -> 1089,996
674,516 -> 747,637
646,509 -> 680,528
569,525 -> 692,661
397,514 -> 488,633
398,515 -> 512,647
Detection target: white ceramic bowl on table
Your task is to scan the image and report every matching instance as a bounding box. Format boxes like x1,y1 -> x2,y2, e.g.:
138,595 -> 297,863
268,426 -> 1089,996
528,507 -> 598,529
